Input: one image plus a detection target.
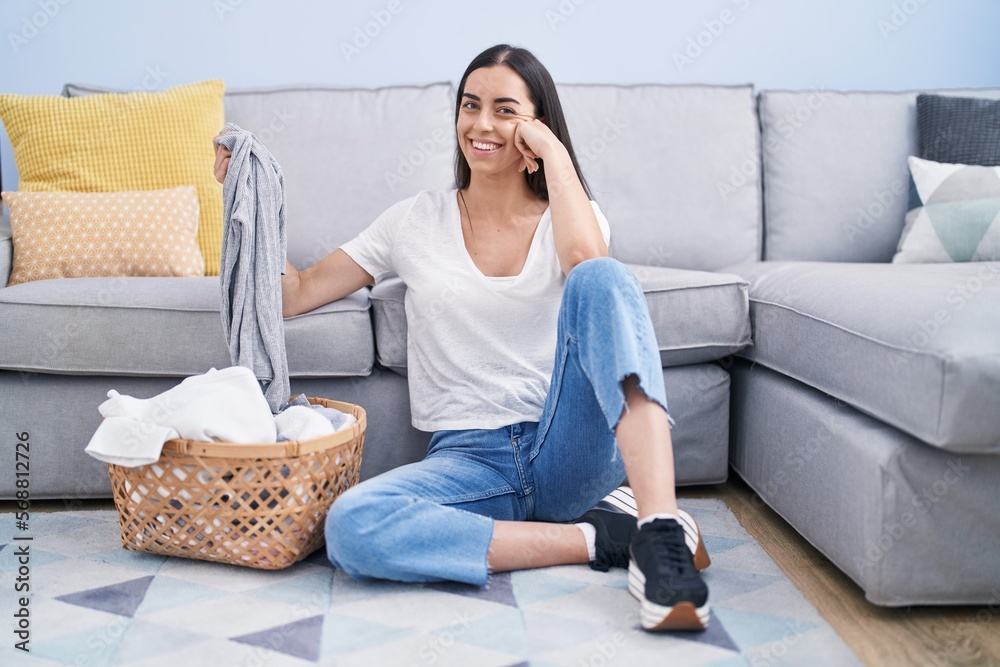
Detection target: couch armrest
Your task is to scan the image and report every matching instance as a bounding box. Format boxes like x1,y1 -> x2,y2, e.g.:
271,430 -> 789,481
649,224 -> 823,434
0,212 -> 11,288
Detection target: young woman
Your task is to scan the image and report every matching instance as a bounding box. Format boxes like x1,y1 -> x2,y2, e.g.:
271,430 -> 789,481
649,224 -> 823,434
214,44 -> 710,632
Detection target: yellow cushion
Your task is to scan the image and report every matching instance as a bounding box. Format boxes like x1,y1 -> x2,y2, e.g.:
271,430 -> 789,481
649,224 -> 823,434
0,79 -> 224,275
2,186 -> 204,285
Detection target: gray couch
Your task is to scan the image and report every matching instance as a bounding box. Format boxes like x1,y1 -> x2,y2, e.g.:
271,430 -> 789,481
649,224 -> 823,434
727,88 -> 1000,607
1,82 -> 997,607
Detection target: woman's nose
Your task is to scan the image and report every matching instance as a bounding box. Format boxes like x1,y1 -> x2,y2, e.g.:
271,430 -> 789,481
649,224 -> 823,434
472,110 -> 493,132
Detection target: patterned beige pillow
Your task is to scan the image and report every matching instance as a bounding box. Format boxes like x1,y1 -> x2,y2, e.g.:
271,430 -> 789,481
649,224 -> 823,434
2,186 -> 204,285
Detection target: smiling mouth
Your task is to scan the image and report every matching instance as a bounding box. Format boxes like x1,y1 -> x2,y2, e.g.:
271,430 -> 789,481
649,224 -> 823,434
470,139 -> 502,152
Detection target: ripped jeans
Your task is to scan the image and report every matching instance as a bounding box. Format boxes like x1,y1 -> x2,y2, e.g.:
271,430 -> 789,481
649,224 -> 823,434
325,257 -> 670,585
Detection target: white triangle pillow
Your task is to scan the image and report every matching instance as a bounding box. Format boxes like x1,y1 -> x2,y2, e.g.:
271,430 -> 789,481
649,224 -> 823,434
893,156 -> 1000,263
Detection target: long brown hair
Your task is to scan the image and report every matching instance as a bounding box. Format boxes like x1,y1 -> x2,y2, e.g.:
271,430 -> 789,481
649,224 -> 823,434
454,44 -> 591,201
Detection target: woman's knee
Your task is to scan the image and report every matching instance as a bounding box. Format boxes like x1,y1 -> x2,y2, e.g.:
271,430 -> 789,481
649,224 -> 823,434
325,485 -> 392,575
565,257 -> 637,300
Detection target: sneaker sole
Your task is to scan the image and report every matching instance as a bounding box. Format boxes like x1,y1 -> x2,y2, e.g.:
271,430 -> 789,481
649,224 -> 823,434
601,487 -> 711,572
628,562 -> 710,631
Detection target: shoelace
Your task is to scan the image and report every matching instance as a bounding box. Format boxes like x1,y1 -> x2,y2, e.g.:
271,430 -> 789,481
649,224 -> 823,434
642,521 -> 695,575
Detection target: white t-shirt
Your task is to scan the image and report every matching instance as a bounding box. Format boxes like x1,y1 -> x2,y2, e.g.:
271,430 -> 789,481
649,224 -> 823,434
340,189 -> 611,432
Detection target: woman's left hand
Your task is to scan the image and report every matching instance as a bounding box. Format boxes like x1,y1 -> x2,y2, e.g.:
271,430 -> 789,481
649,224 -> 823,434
512,117 -> 565,174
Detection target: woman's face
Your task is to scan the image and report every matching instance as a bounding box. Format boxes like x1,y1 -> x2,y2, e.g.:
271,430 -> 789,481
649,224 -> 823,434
457,65 -> 537,179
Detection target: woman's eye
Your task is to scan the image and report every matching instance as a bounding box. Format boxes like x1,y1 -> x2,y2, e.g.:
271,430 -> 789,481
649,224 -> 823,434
462,102 -> 478,111
497,107 -> 515,115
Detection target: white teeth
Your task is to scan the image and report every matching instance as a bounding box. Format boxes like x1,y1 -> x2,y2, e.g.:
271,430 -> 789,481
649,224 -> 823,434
472,141 -> 500,151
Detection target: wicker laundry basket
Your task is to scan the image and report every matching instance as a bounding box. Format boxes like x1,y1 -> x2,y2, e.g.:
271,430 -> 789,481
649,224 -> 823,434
107,397 -> 365,570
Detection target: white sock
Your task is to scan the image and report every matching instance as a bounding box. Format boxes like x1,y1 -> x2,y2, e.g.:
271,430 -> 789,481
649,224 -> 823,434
575,522 -> 597,561
637,512 -> 681,530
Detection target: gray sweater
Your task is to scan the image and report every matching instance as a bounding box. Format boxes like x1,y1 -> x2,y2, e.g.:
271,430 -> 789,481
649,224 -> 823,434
216,123 -> 289,413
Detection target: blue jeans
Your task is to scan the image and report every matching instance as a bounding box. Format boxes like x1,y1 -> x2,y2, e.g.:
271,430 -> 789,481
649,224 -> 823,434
325,257 -> 670,585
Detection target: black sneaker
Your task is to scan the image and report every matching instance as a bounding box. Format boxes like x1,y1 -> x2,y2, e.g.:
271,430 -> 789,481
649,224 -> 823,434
628,518 -> 710,631
601,486 -> 711,572
573,503 -> 637,572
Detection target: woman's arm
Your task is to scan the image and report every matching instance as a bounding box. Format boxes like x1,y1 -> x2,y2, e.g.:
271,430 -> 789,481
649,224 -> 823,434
514,119 -> 608,276
215,132 -> 375,317
282,250 -> 374,318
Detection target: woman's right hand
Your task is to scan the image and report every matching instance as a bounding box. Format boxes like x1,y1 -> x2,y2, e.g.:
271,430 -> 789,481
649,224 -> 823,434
213,132 -> 232,184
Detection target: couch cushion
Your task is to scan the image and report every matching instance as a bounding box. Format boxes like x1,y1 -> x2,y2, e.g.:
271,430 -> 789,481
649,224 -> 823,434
893,157 -> 1000,263
728,260 -> 1000,452
223,83 -> 455,270
0,277 -> 373,377
370,263 -> 751,375
3,187 -> 204,285
557,84 -> 761,271
917,94 -> 1000,166
759,88 -> 1000,263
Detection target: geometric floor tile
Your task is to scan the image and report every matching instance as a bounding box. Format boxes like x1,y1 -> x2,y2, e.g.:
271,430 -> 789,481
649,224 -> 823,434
713,607 -> 818,651
537,562 -> 625,587
523,578 -> 639,626
453,607 -> 529,657
138,593 -> 306,638
23,597 -> 124,644
686,509 -> 753,541
744,625 -> 860,667
323,631 -> 523,667
701,656 -> 750,667
521,608 -> 618,655
32,522 -> 123,556
109,619 -> 209,666
56,575 -> 154,617
82,547 -> 168,574
684,611 -> 743,653
244,568 -> 335,614
154,557 -> 306,593
703,567 -> 784,604
703,534 -> 752,556
331,588 -> 512,635
119,637 -> 312,667
29,621 -> 129,667
532,625 -> 738,667
0,651 -> 66,666
319,612 -> 414,660
0,546 -> 67,573
30,558 -> 142,598
133,575 -> 230,616
720,579 -> 827,622
0,503 -> 860,666
511,568 -> 591,606
232,613 -> 324,662
326,568 -> 415,608
710,541 -> 786,576
0,512 -> 105,542
427,570 -> 518,607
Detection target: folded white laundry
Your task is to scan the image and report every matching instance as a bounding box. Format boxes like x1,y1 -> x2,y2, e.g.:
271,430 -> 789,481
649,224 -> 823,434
274,406 -> 336,441
85,366 -> 277,467
309,405 -> 356,433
